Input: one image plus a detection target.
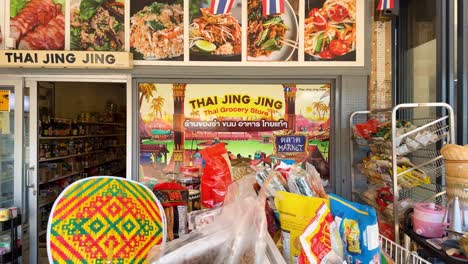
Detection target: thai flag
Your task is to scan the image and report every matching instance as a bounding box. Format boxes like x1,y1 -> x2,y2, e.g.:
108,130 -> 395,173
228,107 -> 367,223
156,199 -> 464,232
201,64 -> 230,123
210,0 -> 235,14
262,0 -> 285,16
377,0 -> 394,10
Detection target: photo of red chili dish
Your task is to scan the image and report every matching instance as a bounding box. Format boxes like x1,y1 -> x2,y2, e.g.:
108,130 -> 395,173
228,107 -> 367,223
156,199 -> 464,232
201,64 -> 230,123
304,0 -> 356,61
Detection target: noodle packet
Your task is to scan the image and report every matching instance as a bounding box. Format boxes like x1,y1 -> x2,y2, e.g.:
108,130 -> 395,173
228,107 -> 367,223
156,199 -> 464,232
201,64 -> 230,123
329,194 -> 380,264
275,191 -> 329,264
299,202 -> 344,264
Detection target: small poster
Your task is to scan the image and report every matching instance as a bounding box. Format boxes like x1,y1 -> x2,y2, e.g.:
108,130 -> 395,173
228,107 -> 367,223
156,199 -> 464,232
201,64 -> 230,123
130,0 -> 184,61
0,90 -> 10,112
70,0 -> 125,51
10,0 -> 65,50
274,134 -> 308,155
189,0 -> 242,61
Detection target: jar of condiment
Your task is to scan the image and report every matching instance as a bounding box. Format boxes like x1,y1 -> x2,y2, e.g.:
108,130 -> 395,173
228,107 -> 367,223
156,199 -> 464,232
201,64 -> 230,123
188,190 -> 201,212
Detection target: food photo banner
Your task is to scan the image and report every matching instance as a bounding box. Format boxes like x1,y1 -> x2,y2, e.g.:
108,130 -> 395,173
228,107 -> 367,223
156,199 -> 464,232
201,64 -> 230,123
0,0 -> 365,67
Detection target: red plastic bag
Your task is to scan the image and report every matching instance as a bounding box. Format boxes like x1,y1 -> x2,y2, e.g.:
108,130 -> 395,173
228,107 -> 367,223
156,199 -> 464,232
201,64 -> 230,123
199,143 -> 233,208
354,118 -> 379,139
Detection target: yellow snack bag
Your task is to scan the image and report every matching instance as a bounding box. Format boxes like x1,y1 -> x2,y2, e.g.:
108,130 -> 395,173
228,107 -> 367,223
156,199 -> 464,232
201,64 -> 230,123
275,191 -> 329,264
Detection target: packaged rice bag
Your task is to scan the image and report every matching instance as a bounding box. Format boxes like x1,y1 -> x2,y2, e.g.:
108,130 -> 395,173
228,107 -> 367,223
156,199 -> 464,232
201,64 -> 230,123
329,194 -> 380,264
275,191 -> 329,264
299,202 -> 344,264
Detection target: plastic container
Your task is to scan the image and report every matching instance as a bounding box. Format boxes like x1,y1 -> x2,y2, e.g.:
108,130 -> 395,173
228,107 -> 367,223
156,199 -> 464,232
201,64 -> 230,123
413,203 -> 446,238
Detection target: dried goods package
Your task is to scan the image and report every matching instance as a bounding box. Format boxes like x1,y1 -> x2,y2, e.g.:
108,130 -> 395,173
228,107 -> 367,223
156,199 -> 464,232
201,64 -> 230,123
329,194 -> 380,264
147,175 -> 267,264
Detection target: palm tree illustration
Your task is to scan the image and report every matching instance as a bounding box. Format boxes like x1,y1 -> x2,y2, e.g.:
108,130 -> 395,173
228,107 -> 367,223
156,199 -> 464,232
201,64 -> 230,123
139,83 -> 157,138
190,109 -> 200,119
151,96 -> 166,119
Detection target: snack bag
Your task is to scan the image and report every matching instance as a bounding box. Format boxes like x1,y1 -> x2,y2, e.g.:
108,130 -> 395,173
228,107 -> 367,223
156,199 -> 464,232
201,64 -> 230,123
299,202 -> 344,264
275,191 -> 329,264
199,143 -> 233,208
354,119 -> 379,139
329,194 -> 380,264
153,182 -> 189,240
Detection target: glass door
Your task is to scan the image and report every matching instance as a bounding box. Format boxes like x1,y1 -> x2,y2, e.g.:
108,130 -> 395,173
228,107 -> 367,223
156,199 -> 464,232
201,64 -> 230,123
0,78 -> 27,263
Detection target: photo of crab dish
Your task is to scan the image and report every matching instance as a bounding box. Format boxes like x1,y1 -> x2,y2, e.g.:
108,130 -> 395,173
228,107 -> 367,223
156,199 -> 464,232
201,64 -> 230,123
304,0 -> 356,61
10,0 -> 65,50
131,1 -> 184,61
71,0 -> 125,51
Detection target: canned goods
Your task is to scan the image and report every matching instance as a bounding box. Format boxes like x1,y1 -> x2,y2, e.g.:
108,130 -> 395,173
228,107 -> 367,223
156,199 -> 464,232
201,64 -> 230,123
177,177 -> 200,191
188,190 -> 201,212
0,235 -> 10,252
8,207 -> 18,219
0,209 -> 10,222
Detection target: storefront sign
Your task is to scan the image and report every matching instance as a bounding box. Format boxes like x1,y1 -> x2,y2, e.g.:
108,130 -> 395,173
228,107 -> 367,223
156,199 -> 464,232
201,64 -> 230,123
0,90 -> 10,112
274,134 -> 308,155
0,51 -> 132,69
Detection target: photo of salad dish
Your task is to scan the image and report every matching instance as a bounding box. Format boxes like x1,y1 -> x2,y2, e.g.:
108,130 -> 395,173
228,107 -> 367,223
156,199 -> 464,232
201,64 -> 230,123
131,1 -> 184,60
71,0 -> 125,51
10,0 -> 65,50
189,5 -> 242,61
304,0 -> 356,61
247,0 -> 298,61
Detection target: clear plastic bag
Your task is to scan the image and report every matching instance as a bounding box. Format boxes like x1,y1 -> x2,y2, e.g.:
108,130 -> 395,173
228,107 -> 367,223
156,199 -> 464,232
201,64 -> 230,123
147,174 -> 268,264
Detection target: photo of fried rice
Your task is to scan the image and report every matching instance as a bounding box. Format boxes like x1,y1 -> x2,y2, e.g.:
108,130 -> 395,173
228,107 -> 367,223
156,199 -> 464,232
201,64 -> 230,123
71,0 -> 125,51
131,1 -> 184,60
304,0 -> 356,61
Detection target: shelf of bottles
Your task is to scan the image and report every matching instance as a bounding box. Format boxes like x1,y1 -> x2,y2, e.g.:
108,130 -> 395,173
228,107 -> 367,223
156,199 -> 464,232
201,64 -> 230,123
37,114 -> 126,236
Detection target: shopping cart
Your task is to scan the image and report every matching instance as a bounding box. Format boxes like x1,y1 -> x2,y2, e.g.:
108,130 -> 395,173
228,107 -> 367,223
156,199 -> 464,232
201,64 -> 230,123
380,235 -> 431,264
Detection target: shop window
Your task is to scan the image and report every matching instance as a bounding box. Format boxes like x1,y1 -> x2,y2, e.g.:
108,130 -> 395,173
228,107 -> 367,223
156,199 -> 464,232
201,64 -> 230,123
138,83 -> 332,187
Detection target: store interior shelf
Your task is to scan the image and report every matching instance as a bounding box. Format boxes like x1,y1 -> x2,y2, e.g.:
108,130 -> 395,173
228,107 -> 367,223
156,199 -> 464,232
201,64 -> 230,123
0,215 -> 21,232
39,198 -> 57,208
78,121 -> 125,126
0,158 -> 14,163
0,177 -> 14,184
39,133 -> 125,140
39,171 -> 84,185
39,150 -> 104,162
84,157 -> 125,169
0,246 -> 22,264
0,196 -> 13,204
39,230 -> 47,237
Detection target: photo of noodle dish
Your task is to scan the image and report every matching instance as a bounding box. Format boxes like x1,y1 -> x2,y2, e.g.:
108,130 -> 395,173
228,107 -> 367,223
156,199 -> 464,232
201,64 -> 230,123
71,0 -> 125,51
247,0 -> 298,61
304,0 -> 356,61
189,0 -> 242,61
130,1 -> 183,61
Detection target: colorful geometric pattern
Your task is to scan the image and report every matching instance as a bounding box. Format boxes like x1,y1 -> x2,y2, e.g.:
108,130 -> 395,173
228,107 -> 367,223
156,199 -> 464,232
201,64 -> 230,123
47,176 -> 166,264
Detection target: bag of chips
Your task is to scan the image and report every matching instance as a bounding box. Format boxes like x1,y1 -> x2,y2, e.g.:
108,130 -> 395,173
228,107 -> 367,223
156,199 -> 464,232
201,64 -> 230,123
329,194 -> 380,264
